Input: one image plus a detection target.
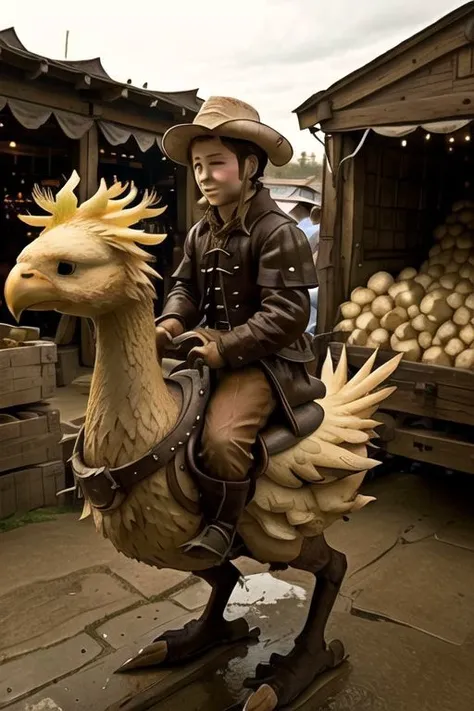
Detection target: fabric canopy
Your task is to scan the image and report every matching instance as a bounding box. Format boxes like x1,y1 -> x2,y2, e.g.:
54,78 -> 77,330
0,96 -> 94,139
0,96 -> 163,152
98,121 -> 161,152
373,119 -> 472,137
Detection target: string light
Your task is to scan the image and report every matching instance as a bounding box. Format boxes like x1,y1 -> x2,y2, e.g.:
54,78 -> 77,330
449,137 -> 455,143
401,139 -> 407,147
99,148 -> 105,154
9,141 -> 16,148
466,135 -> 471,142
449,146 -> 453,152
425,133 -> 431,140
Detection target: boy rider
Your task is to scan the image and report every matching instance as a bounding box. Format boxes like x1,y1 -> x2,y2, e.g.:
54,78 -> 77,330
156,97 -> 319,562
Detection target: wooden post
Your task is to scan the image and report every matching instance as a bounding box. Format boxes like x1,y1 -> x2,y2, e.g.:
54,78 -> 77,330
55,123 -> 99,366
318,135 -> 341,334
175,165 -> 188,236
78,123 -> 99,203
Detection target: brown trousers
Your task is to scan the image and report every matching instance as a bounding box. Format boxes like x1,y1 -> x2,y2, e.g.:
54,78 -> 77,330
201,367 -> 276,482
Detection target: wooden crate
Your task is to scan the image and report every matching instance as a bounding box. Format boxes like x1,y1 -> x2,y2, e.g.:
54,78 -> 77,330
330,342 -> 474,426
56,344 -> 79,387
0,341 -> 57,409
0,405 -> 62,473
330,342 -> 474,474
0,460 -> 65,519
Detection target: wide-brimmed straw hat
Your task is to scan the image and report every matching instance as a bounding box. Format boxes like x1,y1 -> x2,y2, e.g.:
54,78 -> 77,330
162,96 -> 293,167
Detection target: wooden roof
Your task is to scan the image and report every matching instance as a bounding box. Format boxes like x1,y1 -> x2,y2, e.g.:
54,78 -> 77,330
0,27 -> 202,117
295,2 -> 474,132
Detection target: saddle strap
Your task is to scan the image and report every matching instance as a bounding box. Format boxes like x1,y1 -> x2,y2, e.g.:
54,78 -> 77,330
71,366 -> 211,511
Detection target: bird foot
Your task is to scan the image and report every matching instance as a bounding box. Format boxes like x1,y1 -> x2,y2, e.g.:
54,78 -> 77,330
243,639 -> 345,708
243,684 -> 279,711
116,616 -> 259,673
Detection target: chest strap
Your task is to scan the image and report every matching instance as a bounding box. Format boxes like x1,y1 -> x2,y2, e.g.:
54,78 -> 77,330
71,366 -> 211,511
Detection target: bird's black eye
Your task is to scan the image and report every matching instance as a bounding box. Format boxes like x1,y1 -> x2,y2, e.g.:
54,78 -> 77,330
57,261 -> 76,276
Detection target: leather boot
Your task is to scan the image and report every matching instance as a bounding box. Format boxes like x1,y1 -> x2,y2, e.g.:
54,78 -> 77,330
180,466 -> 250,563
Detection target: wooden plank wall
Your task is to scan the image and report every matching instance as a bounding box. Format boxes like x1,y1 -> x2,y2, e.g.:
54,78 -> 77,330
348,133 -> 439,291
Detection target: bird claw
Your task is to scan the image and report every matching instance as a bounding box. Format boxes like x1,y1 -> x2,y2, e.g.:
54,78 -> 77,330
115,640 -> 168,673
242,684 -> 279,711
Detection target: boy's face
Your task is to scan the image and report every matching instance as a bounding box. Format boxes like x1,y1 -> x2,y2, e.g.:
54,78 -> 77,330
191,137 -> 242,207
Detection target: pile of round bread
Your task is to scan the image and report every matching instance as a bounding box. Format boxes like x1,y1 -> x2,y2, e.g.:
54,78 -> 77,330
335,200 -> 474,369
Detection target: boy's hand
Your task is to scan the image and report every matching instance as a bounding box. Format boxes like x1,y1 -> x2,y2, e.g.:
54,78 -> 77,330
155,318 -> 184,359
189,341 -> 225,369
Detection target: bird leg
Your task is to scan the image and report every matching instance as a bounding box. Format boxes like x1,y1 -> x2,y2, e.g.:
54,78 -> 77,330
117,561 -> 259,672
243,536 -> 347,709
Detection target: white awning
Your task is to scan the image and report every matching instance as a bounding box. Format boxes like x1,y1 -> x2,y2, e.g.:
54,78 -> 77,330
372,119 -> 472,137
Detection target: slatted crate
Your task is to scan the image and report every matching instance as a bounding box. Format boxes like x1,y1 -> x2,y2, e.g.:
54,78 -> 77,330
0,341 -> 57,409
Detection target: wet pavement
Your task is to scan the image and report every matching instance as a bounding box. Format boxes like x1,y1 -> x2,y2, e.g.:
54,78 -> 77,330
3,466 -> 474,710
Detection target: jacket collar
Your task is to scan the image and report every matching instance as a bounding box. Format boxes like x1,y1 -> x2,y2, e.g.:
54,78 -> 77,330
202,187 -> 284,239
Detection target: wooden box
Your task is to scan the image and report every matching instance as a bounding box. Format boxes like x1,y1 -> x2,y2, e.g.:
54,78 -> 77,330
330,342 -> 474,474
330,342 -> 474,427
56,345 -> 79,387
0,460 -> 65,519
0,405 -> 62,473
0,341 -> 57,409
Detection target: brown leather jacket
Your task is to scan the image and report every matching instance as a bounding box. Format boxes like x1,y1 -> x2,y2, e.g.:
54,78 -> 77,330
159,187 -> 321,428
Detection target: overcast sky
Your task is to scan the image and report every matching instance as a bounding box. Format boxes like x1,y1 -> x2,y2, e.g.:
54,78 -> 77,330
1,0 -> 467,160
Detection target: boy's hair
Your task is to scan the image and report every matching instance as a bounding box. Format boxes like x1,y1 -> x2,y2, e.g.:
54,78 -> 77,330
189,135 -> 268,186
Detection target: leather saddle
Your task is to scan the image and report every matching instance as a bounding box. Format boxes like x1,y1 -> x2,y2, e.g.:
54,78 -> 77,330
166,331 -> 325,452
70,333 -> 325,513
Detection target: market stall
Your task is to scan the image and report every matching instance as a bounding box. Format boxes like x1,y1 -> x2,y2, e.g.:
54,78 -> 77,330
0,27 -> 202,364
295,2 -> 474,473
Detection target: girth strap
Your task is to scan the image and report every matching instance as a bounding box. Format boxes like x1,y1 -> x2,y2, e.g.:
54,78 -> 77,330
71,366 -> 211,511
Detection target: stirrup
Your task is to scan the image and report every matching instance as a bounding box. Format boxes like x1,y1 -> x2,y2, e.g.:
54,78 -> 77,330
180,523 -> 235,562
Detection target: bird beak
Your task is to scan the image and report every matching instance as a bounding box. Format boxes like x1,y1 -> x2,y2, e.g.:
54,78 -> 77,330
4,264 -> 59,322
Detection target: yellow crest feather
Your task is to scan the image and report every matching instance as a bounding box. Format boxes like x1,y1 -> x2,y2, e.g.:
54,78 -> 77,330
18,171 -> 168,299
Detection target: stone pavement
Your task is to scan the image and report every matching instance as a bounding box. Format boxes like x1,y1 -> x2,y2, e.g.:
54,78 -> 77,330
1,468 -> 474,711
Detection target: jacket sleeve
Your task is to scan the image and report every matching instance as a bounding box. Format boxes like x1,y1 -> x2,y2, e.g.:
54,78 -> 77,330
216,221 -> 317,368
159,226 -> 201,331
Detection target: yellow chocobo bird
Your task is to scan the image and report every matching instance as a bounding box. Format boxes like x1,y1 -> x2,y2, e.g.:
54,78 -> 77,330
5,172 -> 402,711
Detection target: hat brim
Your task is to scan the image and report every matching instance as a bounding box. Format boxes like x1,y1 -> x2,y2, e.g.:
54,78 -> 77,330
161,118 -> 293,167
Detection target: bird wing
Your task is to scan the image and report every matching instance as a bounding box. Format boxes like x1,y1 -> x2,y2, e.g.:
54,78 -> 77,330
244,347 -> 402,543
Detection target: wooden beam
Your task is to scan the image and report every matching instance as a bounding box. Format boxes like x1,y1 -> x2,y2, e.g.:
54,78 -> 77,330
26,60 -> 48,81
101,86 -> 128,102
94,102 -> 173,135
298,20 -> 474,128
385,425 -> 474,475
0,73 -> 90,114
75,75 -> 91,91
321,92 -> 474,132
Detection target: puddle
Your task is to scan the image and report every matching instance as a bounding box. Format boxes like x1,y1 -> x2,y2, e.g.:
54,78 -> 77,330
149,574 -> 312,710
225,572 -> 307,619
